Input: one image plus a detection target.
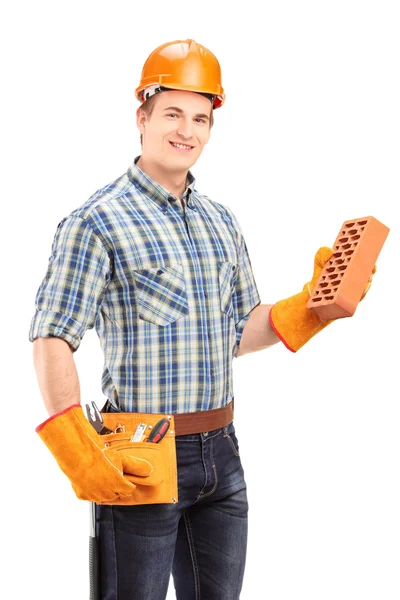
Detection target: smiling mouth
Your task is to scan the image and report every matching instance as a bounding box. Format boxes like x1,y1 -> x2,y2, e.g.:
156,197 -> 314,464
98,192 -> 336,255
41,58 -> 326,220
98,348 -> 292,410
169,141 -> 194,151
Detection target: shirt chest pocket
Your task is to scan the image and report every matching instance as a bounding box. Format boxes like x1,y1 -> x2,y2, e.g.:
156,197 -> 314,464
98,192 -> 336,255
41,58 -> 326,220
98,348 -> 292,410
218,261 -> 238,319
131,263 -> 189,326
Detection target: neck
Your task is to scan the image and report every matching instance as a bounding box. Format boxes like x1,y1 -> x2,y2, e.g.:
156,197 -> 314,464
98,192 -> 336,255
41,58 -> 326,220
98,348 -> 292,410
136,155 -> 188,200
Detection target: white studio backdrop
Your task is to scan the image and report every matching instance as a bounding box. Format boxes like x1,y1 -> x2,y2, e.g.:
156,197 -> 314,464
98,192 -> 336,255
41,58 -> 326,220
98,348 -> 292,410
2,1 -> 399,598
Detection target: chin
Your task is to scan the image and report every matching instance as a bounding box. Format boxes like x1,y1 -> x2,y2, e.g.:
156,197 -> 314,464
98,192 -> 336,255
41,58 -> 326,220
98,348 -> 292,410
166,151 -> 199,167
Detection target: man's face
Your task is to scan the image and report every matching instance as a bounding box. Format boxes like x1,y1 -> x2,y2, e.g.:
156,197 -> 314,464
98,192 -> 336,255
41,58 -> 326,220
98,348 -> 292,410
137,90 -> 212,170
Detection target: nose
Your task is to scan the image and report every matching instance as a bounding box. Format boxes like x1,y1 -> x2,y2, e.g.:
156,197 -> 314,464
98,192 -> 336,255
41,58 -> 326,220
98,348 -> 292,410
177,117 -> 194,140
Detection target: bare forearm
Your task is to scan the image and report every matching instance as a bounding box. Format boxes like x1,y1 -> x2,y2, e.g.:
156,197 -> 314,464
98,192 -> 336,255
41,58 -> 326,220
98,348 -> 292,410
236,304 -> 280,357
32,338 -> 81,417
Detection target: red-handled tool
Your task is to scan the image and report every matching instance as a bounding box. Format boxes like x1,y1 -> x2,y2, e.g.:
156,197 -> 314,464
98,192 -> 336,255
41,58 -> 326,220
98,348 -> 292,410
146,418 -> 170,443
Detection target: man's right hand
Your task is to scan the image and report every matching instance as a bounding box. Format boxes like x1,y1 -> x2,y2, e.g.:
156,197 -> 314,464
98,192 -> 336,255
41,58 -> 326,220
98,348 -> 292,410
36,404 -> 154,502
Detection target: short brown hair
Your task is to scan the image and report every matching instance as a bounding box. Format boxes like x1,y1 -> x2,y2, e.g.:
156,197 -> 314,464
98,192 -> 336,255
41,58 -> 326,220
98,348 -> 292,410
139,93 -> 215,147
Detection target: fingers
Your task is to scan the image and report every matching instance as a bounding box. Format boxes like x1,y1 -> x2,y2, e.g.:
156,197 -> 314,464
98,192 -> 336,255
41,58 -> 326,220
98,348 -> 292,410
118,481 -> 138,499
315,246 -> 334,268
360,266 -> 376,301
311,246 -> 334,281
121,454 -> 153,477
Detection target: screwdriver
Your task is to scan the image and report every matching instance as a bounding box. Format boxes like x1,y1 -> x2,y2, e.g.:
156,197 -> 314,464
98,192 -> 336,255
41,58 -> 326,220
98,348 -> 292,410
146,418 -> 170,443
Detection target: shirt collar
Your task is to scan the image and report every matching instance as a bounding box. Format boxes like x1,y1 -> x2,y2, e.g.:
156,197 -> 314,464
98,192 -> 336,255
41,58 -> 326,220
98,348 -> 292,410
127,155 -> 197,211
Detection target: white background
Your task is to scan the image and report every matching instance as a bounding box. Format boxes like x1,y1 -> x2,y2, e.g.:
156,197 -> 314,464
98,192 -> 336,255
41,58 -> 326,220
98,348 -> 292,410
2,1 -> 399,598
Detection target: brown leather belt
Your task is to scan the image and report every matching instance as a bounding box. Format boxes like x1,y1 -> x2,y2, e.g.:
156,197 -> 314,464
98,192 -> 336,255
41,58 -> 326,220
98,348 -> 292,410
174,398 -> 234,436
102,398 -> 234,436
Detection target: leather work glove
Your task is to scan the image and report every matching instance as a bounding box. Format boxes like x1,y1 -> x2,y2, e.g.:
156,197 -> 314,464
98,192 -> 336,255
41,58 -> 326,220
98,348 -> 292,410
269,247 -> 376,352
36,404 -> 155,502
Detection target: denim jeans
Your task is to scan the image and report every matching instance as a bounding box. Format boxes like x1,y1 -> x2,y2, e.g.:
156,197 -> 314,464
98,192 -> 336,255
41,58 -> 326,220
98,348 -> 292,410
95,405 -> 249,600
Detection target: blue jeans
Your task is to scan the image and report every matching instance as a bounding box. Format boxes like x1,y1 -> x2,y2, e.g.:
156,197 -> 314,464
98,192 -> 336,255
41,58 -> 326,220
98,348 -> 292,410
95,412 -> 249,600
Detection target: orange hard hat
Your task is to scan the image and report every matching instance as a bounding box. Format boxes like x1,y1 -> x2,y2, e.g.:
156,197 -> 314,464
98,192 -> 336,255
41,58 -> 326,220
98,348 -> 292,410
135,39 -> 225,109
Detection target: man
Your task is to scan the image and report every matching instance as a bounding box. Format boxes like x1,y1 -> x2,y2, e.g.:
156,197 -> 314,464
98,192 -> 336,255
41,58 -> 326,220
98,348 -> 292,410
29,39 -> 374,599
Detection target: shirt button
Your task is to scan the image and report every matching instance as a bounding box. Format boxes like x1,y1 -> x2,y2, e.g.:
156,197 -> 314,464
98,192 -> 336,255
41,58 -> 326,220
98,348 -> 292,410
232,265 -> 236,271
157,270 -> 163,276
197,251 -> 201,257
207,332 -> 211,338
204,291 -> 208,298
210,369 -> 214,376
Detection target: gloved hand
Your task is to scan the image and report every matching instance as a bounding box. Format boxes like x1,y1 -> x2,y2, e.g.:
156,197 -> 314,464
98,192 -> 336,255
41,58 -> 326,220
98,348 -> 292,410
269,247 -> 376,352
36,404 -> 155,502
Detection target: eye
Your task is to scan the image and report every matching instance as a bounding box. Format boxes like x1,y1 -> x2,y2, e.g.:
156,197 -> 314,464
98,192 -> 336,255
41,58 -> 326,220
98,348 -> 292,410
167,113 -> 178,118
195,118 -> 206,123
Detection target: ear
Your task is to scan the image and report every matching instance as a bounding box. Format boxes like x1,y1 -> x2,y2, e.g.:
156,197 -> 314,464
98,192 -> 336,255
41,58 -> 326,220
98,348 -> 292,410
136,106 -> 146,133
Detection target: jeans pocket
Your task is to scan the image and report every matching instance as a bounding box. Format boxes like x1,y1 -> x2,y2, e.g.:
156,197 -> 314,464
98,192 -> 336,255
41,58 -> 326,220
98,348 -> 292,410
223,423 -> 240,457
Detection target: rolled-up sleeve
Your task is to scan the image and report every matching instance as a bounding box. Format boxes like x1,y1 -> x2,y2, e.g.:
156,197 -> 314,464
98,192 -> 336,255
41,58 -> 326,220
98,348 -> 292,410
29,215 -> 112,352
232,235 -> 261,357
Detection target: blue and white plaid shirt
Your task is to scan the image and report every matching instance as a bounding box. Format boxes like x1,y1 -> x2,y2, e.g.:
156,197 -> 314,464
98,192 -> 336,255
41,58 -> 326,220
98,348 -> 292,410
29,156 -> 261,414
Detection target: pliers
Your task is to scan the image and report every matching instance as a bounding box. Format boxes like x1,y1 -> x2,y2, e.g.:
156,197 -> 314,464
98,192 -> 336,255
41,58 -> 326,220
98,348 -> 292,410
84,401 -> 114,435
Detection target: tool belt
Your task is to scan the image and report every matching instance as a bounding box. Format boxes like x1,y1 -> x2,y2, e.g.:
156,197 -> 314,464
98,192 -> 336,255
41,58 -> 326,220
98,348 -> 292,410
97,398 -> 234,506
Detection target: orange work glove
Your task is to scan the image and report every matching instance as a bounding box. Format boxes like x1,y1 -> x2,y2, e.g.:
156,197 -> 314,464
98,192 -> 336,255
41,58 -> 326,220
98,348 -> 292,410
36,404 -> 156,502
269,247 -> 376,352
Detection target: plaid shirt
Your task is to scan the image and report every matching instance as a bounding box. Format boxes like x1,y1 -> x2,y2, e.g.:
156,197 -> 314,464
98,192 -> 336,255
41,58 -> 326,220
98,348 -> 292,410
29,156 -> 261,414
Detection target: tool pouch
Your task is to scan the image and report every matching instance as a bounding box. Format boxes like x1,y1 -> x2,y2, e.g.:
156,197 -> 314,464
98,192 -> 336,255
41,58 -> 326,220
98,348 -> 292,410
97,411 -> 178,506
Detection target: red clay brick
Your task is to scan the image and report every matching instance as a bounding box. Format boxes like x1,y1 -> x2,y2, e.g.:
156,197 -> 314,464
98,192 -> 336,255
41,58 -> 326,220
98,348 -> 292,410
307,216 -> 390,320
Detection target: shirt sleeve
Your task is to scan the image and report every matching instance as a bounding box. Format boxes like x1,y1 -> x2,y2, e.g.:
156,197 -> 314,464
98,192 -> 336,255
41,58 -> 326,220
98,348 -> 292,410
28,215 -> 112,353
232,234 -> 261,357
